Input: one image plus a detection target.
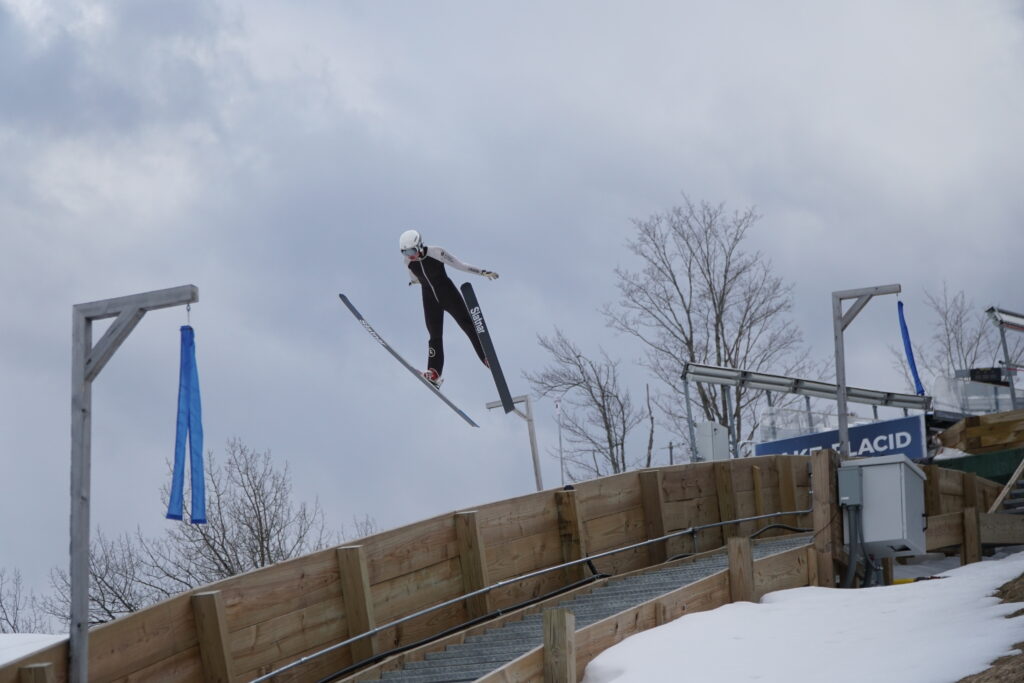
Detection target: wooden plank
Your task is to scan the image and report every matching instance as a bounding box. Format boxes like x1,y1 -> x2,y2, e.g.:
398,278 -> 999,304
191,591 -> 235,683
543,609 -> 576,683
754,544 -> 812,596
962,508 -> 982,565
213,549 -> 340,631
556,489 -> 587,584
926,512 -> 964,551
474,493 -> 559,545
924,466 -> 943,516
575,472 -> 643,519
980,513 -> 1024,546
337,546 -> 377,663
639,469 -> 667,565
752,465 -> 765,517
778,457 -> 798,529
16,667 -> 53,683
228,594 -> 350,676
371,557 -> 464,625
582,507 -> 647,555
360,515 -> 460,585
963,472 -> 978,511
714,461 -> 737,540
454,512 -> 492,619
988,456 -> 1024,513
107,646 -> 204,683
728,537 -> 754,603
485,529 -> 563,582
811,450 -> 837,587
88,593 -> 198,682
660,462 -> 718,502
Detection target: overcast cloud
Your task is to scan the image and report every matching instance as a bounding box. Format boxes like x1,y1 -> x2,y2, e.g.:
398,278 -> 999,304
2,0 -> 1023,597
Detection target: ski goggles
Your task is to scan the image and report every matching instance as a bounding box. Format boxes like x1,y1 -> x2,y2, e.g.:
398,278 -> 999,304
401,247 -> 419,256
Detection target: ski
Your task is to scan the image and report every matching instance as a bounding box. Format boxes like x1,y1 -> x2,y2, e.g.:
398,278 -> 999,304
460,282 -> 515,414
338,294 -> 480,428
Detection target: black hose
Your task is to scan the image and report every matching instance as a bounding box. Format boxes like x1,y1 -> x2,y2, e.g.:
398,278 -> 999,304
841,506 -> 861,588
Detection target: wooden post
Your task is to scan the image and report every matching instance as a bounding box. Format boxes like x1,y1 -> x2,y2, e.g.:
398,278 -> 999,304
69,285 -> 198,683
18,664 -> 55,683
963,472 -> 978,511
962,507 -> 982,565
192,591 -> 236,683
924,465 -> 943,516
543,609 -> 576,683
811,450 -> 837,587
455,512 -> 492,618
715,462 -> 737,540
778,458 -> 798,529
752,465 -> 765,517
556,489 -> 588,584
881,558 -> 894,586
727,537 -> 755,603
639,470 -> 667,566
337,545 -> 378,663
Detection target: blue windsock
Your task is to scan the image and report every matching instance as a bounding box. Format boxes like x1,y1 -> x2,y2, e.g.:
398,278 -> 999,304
898,301 -> 926,396
167,325 -> 206,523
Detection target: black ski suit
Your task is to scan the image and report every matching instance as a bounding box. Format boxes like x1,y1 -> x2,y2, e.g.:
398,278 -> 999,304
404,246 -> 494,376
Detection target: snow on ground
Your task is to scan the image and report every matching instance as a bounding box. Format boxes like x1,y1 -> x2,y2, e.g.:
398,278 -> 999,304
583,550 -> 1024,683
0,634 -> 64,667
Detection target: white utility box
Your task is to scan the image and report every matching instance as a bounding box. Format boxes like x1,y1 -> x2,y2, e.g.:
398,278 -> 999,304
839,454 -> 927,558
695,421 -> 730,461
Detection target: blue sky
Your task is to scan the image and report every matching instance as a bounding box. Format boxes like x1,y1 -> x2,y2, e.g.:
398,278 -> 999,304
2,0 -> 1023,595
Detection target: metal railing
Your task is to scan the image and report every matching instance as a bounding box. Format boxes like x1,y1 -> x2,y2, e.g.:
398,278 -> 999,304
250,506 -> 814,682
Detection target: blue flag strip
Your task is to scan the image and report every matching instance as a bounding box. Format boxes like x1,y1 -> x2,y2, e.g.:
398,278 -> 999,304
167,325 -> 206,523
898,301 -> 926,396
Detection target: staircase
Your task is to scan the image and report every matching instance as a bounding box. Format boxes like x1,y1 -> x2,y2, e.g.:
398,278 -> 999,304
998,478 -> 1024,514
375,535 -> 810,683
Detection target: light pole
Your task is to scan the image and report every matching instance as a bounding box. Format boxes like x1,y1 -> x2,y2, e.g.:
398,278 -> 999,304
487,394 -> 543,491
832,284 -> 901,459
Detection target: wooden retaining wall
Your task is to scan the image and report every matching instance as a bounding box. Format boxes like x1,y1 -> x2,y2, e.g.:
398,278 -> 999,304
0,452 -> 918,683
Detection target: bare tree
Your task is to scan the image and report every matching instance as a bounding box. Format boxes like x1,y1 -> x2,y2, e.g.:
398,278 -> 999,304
603,195 -> 815,445
45,439 -> 345,627
0,568 -> 52,633
525,329 -> 646,480
890,284 -> 1024,399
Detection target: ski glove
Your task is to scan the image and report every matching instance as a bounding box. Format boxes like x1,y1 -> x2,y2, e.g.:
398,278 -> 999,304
480,270 -> 499,280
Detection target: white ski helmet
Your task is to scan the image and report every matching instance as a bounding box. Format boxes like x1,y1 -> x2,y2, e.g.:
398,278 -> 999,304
399,229 -> 423,255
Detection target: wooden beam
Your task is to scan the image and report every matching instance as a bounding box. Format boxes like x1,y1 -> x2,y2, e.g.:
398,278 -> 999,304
926,512 -> 964,551
454,512 -> 492,619
811,450 -> 837,587
752,465 -> 765,517
962,508 -> 982,565
543,609 -> 576,683
639,470 -> 667,566
980,513 -> 1024,546
191,591 -> 236,683
714,462 -> 737,540
924,466 -> 943,516
18,664 -> 55,683
556,489 -> 588,584
336,545 -> 377,663
963,472 -> 978,511
989,456 -> 1024,513
778,458 -> 798,529
727,537 -> 754,603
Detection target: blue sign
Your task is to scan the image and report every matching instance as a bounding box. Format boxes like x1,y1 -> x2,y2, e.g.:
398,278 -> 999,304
754,414 -> 927,461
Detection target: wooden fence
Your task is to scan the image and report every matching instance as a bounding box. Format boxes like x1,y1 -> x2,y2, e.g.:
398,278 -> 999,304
5,453 -> 1018,683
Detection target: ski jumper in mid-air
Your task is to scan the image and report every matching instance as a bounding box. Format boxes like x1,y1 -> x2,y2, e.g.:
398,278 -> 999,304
400,229 -> 499,388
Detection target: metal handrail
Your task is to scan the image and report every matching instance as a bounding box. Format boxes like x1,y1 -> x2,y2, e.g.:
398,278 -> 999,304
249,506 -> 814,682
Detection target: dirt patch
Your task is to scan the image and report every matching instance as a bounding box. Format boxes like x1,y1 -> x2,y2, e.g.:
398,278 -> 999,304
956,571 -> 1024,682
